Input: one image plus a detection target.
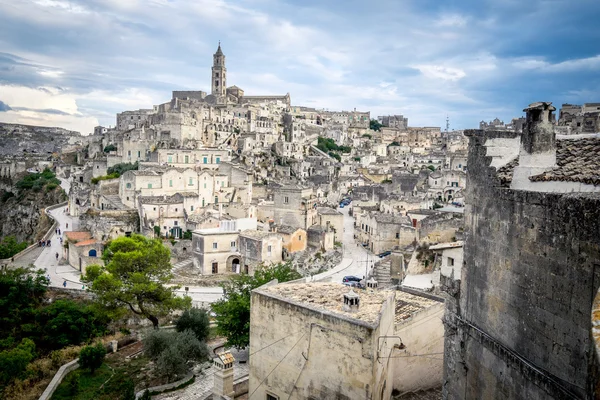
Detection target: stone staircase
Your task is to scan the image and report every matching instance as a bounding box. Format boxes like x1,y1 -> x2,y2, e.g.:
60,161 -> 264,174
172,258 -> 193,273
102,195 -> 128,210
373,260 -> 392,288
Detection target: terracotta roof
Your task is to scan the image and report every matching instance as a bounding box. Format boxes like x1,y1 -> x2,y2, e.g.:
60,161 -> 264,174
496,157 -> 519,187
64,231 -> 92,242
395,291 -> 441,322
74,238 -> 99,247
529,138 -> 600,185
216,351 -> 235,365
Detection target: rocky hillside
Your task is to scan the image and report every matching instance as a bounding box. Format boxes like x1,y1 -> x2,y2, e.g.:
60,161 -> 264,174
0,123 -> 83,156
0,174 -> 67,244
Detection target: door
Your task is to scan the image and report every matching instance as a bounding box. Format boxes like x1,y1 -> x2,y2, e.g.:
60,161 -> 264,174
212,262 -> 218,274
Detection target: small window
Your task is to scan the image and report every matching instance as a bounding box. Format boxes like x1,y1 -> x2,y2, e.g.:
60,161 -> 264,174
213,242 -> 218,249
204,183 -> 207,189
231,241 -> 236,248
203,157 -> 208,164
284,196 -> 289,204
175,208 -> 178,212
215,157 -> 220,164
128,150 -> 131,156
153,207 -> 156,211
174,221 -> 178,226
189,177 -> 193,186
126,183 -> 132,189
298,235 -> 302,241
169,179 -> 173,187
448,257 -> 455,266
168,155 -> 173,163
138,151 -> 141,157
395,232 -> 400,239
191,205 -> 194,211
148,183 -> 152,189
267,394 -> 279,400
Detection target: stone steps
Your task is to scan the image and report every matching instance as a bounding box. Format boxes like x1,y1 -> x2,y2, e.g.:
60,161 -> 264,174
173,258 -> 193,272
103,195 -> 128,210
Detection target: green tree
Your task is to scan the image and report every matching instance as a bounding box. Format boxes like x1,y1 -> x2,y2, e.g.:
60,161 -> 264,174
0,267 -> 48,341
79,342 -> 106,373
0,338 -> 36,384
82,235 -> 191,329
427,165 -> 436,172
176,308 -> 210,342
104,144 -> 117,153
35,299 -> 109,350
107,162 -> 139,176
211,262 -> 301,349
369,119 -> 382,131
0,236 -> 28,259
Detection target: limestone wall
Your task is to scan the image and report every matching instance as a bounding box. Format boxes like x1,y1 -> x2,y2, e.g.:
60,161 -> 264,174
443,130 -> 600,399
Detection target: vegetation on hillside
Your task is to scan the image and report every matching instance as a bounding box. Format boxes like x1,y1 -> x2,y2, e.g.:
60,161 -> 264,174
0,235 -> 28,259
369,119 -> 382,131
15,168 -> 60,192
211,261 -> 301,349
316,136 -> 350,162
91,162 -> 138,184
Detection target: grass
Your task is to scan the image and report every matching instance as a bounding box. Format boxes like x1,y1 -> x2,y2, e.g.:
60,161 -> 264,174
52,364 -> 114,400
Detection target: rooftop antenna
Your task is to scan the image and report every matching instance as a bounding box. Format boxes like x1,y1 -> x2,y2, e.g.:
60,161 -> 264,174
445,115 -> 450,137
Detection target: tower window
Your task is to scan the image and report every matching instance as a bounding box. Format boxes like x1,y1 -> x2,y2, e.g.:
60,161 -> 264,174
216,72 -> 219,78
215,80 -> 219,87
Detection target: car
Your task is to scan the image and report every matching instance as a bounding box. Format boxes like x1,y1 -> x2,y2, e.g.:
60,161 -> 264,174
342,276 -> 362,283
339,204 -> 345,208
343,281 -> 364,289
378,251 -> 392,258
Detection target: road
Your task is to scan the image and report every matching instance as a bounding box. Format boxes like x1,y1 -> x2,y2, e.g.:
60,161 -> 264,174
327,205 -> 376,283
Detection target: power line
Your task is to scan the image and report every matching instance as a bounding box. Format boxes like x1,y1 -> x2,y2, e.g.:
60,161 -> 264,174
249,329 -> 304,357
248,331 -> 306,399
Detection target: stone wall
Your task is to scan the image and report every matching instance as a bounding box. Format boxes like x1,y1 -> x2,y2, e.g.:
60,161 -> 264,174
443,130 -> 600,399
418,213 -> 463,243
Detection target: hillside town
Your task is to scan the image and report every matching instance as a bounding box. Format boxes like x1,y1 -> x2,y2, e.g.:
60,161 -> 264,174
1,43 -> 600,400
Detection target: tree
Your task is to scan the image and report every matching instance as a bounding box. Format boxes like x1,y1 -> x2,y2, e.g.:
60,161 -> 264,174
35,299 -> 109,350
79,342 -> 106,373
0,267 -> 48,341
176,308 -> 210,342
369,119 -> 382,132
104,144 -> 117,153
0,236 -> 28,260
82,235 -> 191,329
211,262 -> 301,349
427,165 -> 436,172
0,338 -> 36,384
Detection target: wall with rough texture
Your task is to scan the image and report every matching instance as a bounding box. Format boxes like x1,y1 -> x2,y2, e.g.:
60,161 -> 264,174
443,130 -> 600,400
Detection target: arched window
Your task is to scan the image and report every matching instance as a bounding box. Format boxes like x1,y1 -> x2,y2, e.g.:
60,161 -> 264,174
126,183 -> 132,189
88,249 -> 97,257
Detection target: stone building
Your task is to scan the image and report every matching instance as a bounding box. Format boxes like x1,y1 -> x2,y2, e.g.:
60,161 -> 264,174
272,184 -> 317,229
238,230 -> 283,274
315,207 -> 343,241
443,102 -> 600,399
63,231 -> 103,273
276,225 -> 307,255
379,114 -> 409,130
356,212 -> 416,253
249,282 -> 396,400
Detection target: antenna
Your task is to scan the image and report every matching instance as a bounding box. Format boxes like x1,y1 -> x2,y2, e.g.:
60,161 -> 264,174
445,115 -> 450,136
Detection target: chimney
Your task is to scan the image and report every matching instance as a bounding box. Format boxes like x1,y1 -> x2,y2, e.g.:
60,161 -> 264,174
342,289 -> 360,313
511,102 -> 557,190
212,351 -> 235,398
367,277 -> 378,290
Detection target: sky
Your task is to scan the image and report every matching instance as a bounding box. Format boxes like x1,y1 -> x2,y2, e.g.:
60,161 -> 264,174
0,0 -> 599,134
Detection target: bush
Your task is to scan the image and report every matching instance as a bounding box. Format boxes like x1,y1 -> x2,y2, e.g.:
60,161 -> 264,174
176,308 -> 210,342
143,330 -> 173,360
156,345 -> 187,381
0,235 -> 28,259
78,343 -> 106,373
108,162 -> 138,176
0,191 -> 14,203
183,230 -> 192,240
15,168 -> 60,192
91,172 -> 120,185
0,338 -> 36,384
104,144 -> 117,153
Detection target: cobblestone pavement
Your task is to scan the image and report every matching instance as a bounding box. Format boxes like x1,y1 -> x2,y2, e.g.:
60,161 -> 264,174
154,348 -> 249,400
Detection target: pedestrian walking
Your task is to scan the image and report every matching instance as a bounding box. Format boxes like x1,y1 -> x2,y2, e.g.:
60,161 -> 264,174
66,223 -> 68,229
38,240 -> 41,247
63,280 -> 67,288
42,241 -> 45,248
55,252 -> 59,261
47,239 -> 51,247
58,228 -> 61,235
60,237 -> 63,244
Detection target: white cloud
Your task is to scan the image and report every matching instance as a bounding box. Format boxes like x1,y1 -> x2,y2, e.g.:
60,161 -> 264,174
412,65 -> 467,81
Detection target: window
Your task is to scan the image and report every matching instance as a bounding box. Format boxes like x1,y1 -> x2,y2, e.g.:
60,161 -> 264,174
174,221 -> 178,226
189,177 -> 193,186
221,181 -> 224,187
175,208 -> 178,212
266,394 -> 279,400
138,151 -> 141,157
168,155 -> 173,163
298,235 -> 302,241
448,257 -> 455,266
215,196 -> 219,204
212,262 -> 218,274
169,179 -> 173,187
191,205 -> 194,211
267,245 -> 272,256
204,183 -> 207,189
126,183 -> 132,189
148,183 -> 152,189
215,157 -> 220,164
396,232 -> 400,239
284,196 -> 289,204
202,198 -> 205,207
185,155 -> 189,164
231,241 -> 236,249
216,72 -> 219,78
203,157 -> 208,164
213,242 -> 218,249
153,207 -> 156,211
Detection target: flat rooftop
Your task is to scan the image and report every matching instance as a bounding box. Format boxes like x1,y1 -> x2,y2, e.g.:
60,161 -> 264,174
259,282 -> 393,324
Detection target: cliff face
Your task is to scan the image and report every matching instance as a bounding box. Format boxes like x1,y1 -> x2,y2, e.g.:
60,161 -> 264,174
0,178 -> 67,243
0,123 -> 83,156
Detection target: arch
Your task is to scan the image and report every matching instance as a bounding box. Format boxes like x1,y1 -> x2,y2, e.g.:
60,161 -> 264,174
227,256 -> 241,273
88,249 -> 97,257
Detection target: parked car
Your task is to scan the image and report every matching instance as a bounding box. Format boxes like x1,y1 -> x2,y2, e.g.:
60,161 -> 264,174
342,275 -> 362,284
378,251 -> 392,258
343,281 -> 364,289
339,203 -> 345,208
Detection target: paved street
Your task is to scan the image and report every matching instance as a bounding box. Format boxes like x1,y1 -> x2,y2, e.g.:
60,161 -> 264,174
328,205 -> 376,283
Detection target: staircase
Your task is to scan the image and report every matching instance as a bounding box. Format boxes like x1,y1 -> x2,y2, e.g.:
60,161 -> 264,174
373,260 -> 392,288
172,258 -> 193,273
102,195 -> 128,210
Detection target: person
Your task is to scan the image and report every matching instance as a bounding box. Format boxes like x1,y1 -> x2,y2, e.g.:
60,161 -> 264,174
66,223 -> 68,229
60,237 -> 63,244
47,239 -> 51,247
58,228 -> 61,235
42,241 -> 45,248
55,252 -> 59,261
63,280 -> 67,288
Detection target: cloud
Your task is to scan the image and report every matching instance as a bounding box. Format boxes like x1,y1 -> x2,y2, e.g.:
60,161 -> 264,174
0,0 -> 598,131
0,101 -> 11,112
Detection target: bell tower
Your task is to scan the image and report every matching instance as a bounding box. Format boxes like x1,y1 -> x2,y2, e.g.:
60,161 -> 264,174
211,42 -> 226,97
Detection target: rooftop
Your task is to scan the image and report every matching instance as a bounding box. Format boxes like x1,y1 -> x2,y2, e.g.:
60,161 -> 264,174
429,241 -> 464,250
74,238 -> 99,247
64,231 -> 92,243
395,290 -> 441,323
259,282 -> 393,325
239,230 -> 279,239
317,207 -> 343,216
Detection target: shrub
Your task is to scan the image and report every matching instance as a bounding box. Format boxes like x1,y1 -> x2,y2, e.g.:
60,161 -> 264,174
176,308 -> 210,342
156,345 -> 187,381
0,235 -> 28,259
0,338 -> 36,384
143,330 -> 173,360
108,162 -> 138,176
78,343 -> 106,373
104,144 -> 117,153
